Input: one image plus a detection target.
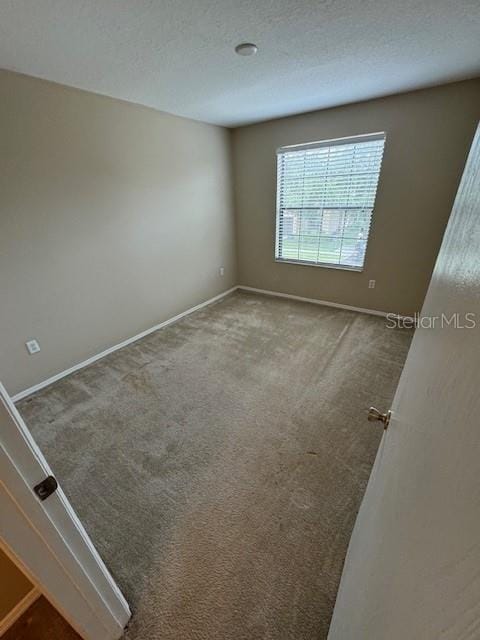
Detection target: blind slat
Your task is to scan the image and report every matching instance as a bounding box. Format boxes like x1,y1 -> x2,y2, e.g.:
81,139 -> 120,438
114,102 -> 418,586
276,134 -> 385,269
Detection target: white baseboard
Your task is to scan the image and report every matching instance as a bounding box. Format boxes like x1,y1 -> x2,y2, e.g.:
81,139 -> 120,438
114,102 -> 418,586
0,588 -> 40,635
237,285 -> 391,318
12,287 -> 237,403
12,283 -> 407,403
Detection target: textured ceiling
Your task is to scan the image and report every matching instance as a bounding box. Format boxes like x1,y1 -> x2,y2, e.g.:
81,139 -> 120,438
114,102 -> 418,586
0,0 -> 479,127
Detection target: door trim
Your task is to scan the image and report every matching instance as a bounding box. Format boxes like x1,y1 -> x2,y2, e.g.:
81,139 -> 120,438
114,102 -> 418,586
0,383 -> 130,640
0,586 -> 40,636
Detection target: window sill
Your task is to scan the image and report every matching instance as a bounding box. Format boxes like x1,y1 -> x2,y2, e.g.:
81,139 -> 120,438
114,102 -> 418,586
274,258 -> 363,272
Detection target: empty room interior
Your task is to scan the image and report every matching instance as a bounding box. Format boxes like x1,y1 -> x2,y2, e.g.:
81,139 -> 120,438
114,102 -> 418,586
1,2 -> 480,639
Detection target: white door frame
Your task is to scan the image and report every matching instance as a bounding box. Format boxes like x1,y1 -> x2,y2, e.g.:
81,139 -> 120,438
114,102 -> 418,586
0,382 -> 130,640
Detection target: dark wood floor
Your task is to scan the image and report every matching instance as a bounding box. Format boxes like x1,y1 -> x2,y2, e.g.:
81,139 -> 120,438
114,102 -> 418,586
3,596 -> 81,640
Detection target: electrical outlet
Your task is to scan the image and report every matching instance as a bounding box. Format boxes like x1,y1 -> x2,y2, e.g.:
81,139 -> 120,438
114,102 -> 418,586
219,267 -> 225,276
368,279 -> 376,289
26,339 -> 41,355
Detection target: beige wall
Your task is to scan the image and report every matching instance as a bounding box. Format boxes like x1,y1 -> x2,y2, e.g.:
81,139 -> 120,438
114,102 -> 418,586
0,70 -> 236,396
232,79 -> 480,316
0,547 -> 33,619
2,72 -> 479,396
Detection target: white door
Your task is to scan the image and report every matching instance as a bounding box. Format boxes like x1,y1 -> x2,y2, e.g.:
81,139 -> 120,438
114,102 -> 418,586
328,123 -> 480,639
0,382 -> 130,639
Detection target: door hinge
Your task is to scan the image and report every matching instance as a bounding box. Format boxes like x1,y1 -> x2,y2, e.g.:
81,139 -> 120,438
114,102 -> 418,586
33,475 -> 58,501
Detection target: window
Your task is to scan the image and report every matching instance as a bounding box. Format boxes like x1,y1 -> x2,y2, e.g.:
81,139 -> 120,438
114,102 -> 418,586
275,132 -> 386,270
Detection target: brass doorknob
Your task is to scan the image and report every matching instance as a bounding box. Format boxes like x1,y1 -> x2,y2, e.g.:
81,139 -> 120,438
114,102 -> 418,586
367,407 -> 391,429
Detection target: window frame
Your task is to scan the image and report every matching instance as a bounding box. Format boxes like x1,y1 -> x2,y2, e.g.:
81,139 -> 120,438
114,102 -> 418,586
274,132 -> 386,272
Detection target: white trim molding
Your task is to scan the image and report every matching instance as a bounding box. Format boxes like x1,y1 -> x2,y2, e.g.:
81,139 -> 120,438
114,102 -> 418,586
237,285 -> 391,317
0,588 -> 40,636
0,384 -> 131,640
13,287 -> 237,403
12,284 -> 411,403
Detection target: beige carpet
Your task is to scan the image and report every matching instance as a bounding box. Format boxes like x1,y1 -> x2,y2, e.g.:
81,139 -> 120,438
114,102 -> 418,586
19,291 -> 412,639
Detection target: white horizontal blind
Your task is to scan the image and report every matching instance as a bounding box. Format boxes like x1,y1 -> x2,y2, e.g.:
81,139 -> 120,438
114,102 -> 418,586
276,133 -> 386,270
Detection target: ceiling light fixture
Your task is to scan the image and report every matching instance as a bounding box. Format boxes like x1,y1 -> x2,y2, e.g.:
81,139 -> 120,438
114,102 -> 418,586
235,42 -> 258,57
